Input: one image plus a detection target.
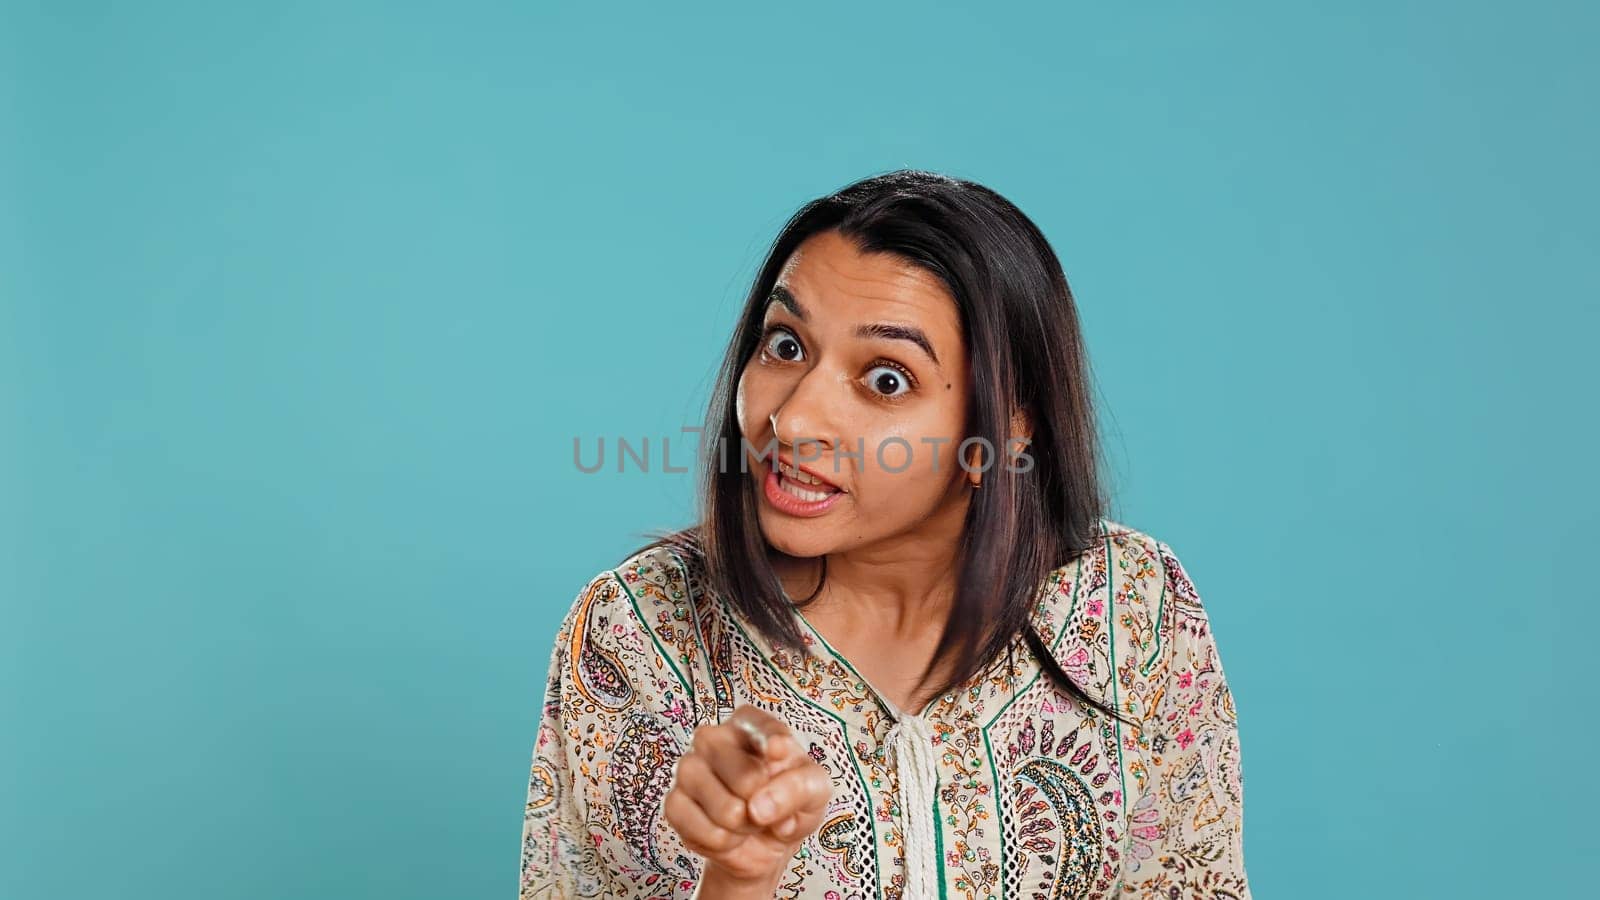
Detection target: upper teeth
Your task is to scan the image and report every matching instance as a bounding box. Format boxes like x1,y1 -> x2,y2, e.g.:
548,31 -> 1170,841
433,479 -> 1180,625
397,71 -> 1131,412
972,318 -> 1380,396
781,462 -> 826,486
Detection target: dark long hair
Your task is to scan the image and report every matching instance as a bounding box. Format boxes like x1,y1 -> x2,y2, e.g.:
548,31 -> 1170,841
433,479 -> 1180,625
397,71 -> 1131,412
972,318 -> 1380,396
636,169 -> 1124,723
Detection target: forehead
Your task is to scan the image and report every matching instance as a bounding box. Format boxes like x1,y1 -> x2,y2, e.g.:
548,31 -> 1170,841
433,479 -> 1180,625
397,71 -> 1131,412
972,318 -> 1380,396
771,231 -> 961,337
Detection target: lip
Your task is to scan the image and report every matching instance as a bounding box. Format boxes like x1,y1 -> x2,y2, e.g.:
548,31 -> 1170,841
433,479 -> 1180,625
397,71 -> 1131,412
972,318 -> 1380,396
774,455 -> 845,492
762,459 -> 846,518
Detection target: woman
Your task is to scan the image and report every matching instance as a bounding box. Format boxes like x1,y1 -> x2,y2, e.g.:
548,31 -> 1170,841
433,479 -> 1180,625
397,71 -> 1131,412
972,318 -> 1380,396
520,170 -> 1251,899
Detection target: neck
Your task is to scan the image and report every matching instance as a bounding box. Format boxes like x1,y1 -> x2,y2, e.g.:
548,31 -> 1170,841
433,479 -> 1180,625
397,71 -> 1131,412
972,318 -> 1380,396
773,498 -> 968,640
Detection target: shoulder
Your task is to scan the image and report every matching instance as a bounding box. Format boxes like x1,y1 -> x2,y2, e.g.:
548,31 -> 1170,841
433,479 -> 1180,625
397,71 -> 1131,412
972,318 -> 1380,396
555,544 -> 710,705
559,544 -> 699,639
1032,518 -> 1211,720
611,542 -> 702,614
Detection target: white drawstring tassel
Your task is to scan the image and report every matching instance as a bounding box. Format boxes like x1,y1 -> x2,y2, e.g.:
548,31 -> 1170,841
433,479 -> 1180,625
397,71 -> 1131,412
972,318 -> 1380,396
886,713 -> 940,899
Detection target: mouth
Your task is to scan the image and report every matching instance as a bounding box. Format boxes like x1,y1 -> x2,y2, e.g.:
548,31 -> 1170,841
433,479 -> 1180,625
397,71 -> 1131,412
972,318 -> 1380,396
762,457 -> 845,516
774,455 -> 845,493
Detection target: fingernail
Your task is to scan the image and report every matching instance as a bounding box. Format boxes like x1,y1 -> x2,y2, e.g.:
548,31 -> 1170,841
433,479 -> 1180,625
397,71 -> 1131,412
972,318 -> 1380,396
749,792 -> 775,822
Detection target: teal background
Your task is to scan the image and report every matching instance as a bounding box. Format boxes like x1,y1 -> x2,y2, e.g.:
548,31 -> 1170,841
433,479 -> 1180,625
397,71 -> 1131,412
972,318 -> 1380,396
4,1 -> 1595,897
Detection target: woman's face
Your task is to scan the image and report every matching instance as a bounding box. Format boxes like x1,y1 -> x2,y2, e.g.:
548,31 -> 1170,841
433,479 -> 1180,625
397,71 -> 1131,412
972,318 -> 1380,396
735,229 -> 974,560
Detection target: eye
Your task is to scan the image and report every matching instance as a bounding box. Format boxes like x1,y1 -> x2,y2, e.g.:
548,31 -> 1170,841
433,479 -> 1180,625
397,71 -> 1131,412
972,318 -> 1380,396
761,326 -> 804,363
864,362 -> 915,399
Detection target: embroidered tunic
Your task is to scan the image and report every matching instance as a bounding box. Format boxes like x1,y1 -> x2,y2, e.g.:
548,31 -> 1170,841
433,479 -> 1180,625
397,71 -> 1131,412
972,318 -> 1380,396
520,519 -> 1251,899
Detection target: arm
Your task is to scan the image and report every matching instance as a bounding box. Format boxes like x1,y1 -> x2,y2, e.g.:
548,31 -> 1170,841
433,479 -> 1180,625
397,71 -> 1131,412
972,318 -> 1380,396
1121,541 -> 1251,898
519,577 -> 607,900
520,566 -> 714,899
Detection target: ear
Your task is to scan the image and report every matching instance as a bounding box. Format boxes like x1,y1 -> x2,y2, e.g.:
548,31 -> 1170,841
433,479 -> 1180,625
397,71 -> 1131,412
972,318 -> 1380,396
963,437 -> 984,475
964,407 -> 1034,480
1011,405 -> 1036,445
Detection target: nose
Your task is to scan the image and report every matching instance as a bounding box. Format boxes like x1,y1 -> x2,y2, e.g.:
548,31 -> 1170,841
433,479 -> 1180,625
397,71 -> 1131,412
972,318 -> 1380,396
769,367 -> 838,455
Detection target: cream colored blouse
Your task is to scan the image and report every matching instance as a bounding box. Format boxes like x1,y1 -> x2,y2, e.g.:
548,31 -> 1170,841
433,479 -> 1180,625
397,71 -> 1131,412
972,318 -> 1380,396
520,519 -> 1251,899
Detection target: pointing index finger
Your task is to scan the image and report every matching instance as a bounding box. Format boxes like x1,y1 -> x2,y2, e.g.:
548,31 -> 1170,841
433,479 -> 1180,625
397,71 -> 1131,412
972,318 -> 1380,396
732,717 -> 769,756
729,708 -> 803,770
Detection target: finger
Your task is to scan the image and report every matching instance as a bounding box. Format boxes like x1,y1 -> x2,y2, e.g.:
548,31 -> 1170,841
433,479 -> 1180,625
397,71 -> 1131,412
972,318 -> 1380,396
764,739 -> 812,775
728,705 -> 804,770
730,716 -> 770,756
745,763 -> 833,829
770,811 -> 804,841
690,722 -> 771,802
671,751 -> 761,834
663,784 -> 742,855
699,722 -> 801,802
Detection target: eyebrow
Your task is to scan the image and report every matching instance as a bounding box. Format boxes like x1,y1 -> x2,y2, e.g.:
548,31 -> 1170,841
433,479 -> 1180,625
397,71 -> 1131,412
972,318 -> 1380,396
766,285 -> 942,368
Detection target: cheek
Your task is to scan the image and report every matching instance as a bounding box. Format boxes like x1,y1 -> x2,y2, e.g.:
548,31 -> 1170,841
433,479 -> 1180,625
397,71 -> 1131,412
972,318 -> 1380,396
870,433 -> 917,472
734,375 -> 747,431
851,422 -> 963,493
734,368 -> 764,435
856,411 -> 964,473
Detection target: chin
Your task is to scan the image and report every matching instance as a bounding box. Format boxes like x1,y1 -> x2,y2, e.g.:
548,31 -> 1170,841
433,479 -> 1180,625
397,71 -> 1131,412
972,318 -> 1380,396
757,517 -> 839,560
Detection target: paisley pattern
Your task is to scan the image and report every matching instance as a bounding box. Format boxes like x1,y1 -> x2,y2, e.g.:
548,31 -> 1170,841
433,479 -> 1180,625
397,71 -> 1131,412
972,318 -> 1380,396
818,811 -> 871,881
610,713 -> 691,875
520,518 -> 1251,899
1011,758 -> 1101,898
567,577 -> 634,711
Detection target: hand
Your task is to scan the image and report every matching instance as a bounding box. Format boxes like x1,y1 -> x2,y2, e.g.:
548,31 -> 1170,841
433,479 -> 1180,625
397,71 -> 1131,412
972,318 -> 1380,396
664,704 -> 834,890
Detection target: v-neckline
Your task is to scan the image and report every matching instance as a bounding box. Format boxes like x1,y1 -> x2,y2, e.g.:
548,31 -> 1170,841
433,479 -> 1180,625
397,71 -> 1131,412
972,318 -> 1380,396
787,601 -> 943,721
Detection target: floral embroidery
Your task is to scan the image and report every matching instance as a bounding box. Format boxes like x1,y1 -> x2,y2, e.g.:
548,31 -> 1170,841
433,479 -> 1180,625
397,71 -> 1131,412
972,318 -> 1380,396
520,519 -> 1250,899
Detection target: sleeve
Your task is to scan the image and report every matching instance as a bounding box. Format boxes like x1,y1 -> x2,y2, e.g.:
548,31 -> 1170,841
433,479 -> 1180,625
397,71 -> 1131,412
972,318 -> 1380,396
518,567 -> 705,900
1120,541 -> 1251,899
519,577 -> 602,900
